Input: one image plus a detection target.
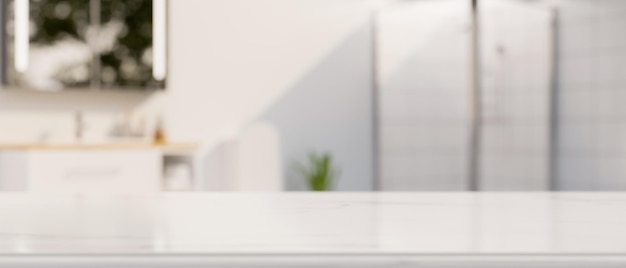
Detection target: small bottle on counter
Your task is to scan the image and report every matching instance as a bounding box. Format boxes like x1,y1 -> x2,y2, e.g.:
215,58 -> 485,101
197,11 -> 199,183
153,118 -> 167,145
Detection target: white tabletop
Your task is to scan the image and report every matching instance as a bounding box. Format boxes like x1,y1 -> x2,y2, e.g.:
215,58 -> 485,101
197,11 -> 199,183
0,192 -> 625,256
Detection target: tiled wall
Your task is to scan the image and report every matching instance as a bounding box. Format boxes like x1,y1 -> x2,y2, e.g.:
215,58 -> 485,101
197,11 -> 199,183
379,0 -> 626,191
378,0 -> 552,191
378,0 -> 471,191
478,0 -> 626,190
479,0 -> 551,190
556,1 -> 626,190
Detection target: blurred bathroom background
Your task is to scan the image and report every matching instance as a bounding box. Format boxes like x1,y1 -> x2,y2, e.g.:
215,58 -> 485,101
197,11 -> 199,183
0,0 -> 624,192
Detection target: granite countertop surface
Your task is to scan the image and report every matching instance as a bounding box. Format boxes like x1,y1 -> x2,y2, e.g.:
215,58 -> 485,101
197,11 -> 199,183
0,192 -> 624,255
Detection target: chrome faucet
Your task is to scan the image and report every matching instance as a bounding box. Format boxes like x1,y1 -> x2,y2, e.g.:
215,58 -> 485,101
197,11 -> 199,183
75,111 -> 84,142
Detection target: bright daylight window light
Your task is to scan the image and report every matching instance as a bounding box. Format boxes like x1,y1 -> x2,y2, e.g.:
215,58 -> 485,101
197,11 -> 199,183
153,0 -> 166,81
15,0 -> 29,72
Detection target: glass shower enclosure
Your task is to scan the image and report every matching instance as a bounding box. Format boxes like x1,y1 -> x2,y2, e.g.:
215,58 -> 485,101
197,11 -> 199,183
377,0 -> 626,191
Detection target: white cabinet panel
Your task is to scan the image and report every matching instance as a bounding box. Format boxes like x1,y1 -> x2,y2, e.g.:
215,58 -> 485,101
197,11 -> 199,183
0,149 -> 161,193
0,151 -> 29,191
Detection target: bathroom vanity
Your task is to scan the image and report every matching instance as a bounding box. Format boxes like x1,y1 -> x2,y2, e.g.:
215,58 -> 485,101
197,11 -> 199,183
0,192 -> 624,267
0,143 -> 199,193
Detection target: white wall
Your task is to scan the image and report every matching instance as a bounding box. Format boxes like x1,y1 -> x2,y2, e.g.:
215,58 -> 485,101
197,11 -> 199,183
0,0 -> 376,191
556,0 -> 626,190
0,90 -> 162,143
167,0 -> 375,190
378,0 -> 471,190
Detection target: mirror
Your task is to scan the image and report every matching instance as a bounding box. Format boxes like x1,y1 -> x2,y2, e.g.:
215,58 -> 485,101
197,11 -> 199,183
2,0 -> 167,91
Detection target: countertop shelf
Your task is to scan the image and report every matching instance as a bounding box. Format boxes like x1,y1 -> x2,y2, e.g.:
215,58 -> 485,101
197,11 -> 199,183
0,142 -> 199,152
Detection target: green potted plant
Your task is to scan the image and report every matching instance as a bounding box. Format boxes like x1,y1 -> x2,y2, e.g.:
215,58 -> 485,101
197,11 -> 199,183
296,152 -> 340,191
